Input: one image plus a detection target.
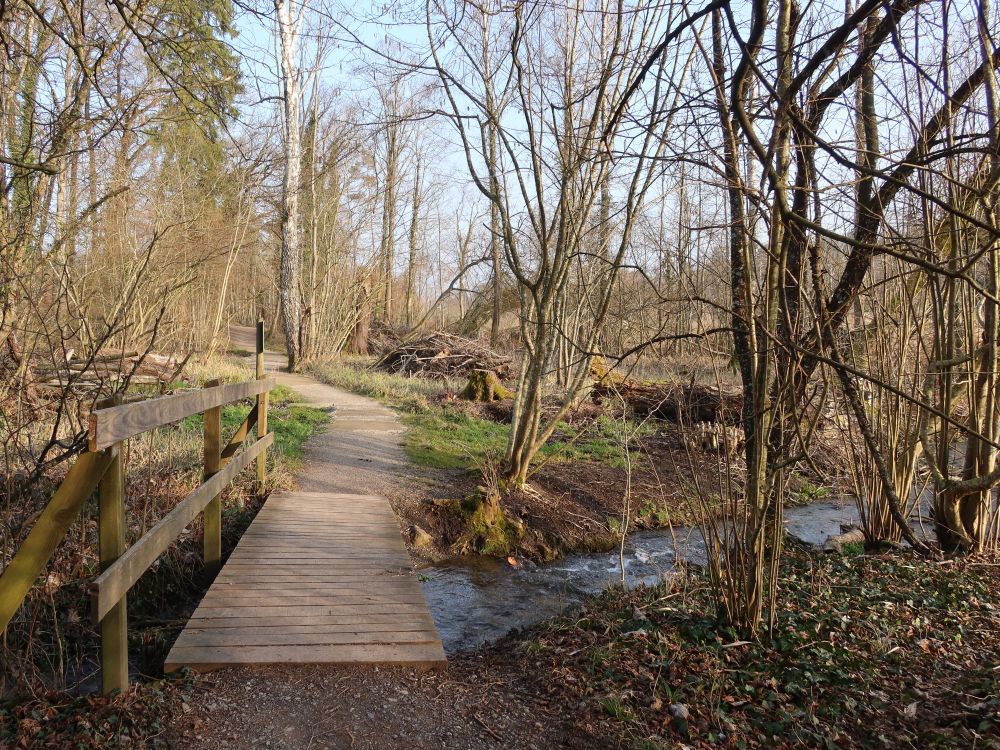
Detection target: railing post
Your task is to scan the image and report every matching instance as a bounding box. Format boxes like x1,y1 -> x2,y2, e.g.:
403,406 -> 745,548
255,317 -> 268,495
99,393 -> 128,695
203,379 -> 222,575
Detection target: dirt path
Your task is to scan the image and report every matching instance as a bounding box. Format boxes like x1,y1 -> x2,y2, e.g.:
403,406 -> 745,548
166,336 -> 569,749
228,327 -> 409,498
266,356 -> 410,498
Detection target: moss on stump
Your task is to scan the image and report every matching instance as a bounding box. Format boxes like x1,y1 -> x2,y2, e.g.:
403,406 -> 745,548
460,370 -> 512,402
453,490 -> 523,556
589,356 -> 630,388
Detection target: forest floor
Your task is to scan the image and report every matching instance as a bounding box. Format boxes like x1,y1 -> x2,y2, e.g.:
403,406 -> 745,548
6,546 -> 997,749
163,547 -> 1000,750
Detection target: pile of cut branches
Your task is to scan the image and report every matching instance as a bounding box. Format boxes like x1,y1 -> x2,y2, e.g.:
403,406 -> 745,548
375,333 -> 514,379
593,380 -> 743,425
367,320 -> 404,356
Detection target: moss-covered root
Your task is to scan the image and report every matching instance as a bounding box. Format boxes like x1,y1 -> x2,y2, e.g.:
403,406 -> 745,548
460,370 -> 512,402
453,490 -> 523,555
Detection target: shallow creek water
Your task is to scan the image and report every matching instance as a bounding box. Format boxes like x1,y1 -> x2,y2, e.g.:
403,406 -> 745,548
419,498 -> 899,654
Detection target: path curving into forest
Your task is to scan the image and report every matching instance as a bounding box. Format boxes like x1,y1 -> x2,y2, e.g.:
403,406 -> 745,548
229,325 -> 410,498
165,329 -> 559,750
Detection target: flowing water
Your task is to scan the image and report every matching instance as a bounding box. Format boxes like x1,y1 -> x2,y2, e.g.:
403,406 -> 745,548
419,497 -> 890,654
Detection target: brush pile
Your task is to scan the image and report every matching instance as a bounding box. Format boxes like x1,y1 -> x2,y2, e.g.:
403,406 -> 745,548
593,380 -> 743,425
367,320 -> 405,356
375,333 -> 514,380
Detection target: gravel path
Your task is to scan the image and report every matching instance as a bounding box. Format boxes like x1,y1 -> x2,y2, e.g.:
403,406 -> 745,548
168,661 -> 565,750
264,354 -> 410,497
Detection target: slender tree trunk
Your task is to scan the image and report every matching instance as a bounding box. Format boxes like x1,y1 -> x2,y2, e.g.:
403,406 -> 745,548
404,156 -> 422,326
379,118 -> 400,322
276,0 -> 303,371
490,201 -> 502,345
305,53 -> 322,361
455,212 -> 473,321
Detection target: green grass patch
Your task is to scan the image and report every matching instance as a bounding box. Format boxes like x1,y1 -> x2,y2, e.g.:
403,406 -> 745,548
402,408 -> 649,471
599,695 -> 636,723
311,360 -> 654,472
789,475 -> 832,505
176,383 -> 327,467
548,414 -> 654,467
403,408 -> 509,469
270,403 -> 329,462
840,540 -> 865,556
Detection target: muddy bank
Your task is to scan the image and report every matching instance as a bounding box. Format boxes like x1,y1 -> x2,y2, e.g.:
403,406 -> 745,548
392,428 -> 735,562
393,429 -> 848,566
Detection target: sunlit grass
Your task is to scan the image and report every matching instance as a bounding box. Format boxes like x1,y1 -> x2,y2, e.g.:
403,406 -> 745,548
310,360 -> 649,471
310,358 -> 455,413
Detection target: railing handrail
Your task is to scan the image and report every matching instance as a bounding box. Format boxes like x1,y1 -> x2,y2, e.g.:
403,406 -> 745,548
88,377 -> 274,451
0,451 -> 115,634
89,431 -> 273,621
0,318 -> 273,695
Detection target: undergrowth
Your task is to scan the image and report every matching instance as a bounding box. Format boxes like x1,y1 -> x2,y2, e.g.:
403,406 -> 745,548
509,548 -> 1000,749
0,672 -> 194,749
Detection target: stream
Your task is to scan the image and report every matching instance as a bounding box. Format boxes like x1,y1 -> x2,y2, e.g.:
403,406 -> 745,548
419,497 -> 927,654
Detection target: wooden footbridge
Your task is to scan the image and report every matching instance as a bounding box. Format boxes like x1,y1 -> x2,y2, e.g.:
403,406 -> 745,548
0,322 -> 444,696
164,490 -> 445,669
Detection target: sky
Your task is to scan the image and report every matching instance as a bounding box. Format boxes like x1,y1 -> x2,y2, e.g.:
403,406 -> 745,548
220,0 -> 998,291
231,1 -> 433,124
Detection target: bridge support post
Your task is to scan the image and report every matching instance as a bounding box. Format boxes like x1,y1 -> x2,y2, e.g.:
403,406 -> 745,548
99,431 -> 128,695
203,380 -> 222,575
256,317 -> 268,495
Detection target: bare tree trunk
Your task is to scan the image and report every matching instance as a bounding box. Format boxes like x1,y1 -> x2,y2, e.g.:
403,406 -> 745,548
304,48 -> 323,361
404,156 -> 422,326
490,201 -> 502,345
455,212 -> 473,321
935,0 -> 1000,551
379,151 -> 397,321
377,87 -> 406,323
276,0 -> 304,371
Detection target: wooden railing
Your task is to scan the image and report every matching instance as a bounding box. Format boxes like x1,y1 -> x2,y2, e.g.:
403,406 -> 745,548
0,321 -> 274,695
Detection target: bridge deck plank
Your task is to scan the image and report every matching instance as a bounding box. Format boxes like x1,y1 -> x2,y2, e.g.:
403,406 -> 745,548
164,491 -> 445,671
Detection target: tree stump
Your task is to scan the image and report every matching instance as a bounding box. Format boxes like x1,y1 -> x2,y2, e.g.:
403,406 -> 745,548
460,370 -> 512,402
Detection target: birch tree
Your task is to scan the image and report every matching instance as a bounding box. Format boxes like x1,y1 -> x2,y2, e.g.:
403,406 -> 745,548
275,0 -> 305,370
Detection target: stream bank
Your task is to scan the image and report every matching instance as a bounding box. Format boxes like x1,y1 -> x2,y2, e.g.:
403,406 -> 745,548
298,358 -> 890,655
420,496 -> 873,653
